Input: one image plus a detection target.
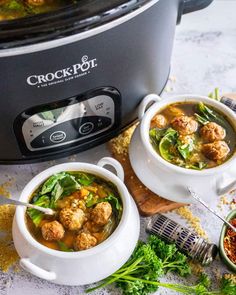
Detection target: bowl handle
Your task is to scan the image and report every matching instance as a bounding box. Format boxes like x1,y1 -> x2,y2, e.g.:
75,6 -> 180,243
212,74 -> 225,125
20,258 -> 56,281
217,179 -> 236,196
138,94 -> 162,120
97,157 -> 124,182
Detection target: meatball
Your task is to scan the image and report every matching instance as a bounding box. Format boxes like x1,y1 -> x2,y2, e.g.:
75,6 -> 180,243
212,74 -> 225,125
200,122 -> 226,142
74,232 -> 97,251
151,114 -> 167,129
171,116 -> 198,135
59,208 -> 85,231
202,141 -> 230,161
41,221 -> 64,241
91,202 -> 112,226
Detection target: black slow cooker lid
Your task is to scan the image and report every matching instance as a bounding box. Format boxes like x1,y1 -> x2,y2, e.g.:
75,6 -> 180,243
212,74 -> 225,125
0,0 -> 152,49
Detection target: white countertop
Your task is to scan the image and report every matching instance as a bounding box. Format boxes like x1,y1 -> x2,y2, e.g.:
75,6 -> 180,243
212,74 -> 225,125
1,1 -> 236,294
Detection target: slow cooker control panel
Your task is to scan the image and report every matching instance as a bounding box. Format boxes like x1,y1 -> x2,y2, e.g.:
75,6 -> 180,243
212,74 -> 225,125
14,87 -> 121,155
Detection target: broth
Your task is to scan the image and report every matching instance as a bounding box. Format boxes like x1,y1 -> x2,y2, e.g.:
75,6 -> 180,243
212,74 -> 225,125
26,171 -> 123,252
0,0 -> 76,21
149,102 -> 236,170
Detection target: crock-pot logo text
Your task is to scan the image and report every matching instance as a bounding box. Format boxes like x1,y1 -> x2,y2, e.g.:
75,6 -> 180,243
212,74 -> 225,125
27,56 -> 98,88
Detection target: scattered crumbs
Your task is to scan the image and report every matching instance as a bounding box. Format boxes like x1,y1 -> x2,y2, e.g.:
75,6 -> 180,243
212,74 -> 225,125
169,76 -> 177,83
189,260 -> 203,275
68,155 -> 77,161
0,205 -> 19,272
218,195 -> 236,210
109,124 -> 137,155
220,195 -> 230,205
229,189 -> 236,195
164,85 -> 173,93
224,273 -> 236,284
0,205 -> 15,232
0,181 -> 12,199
175,206 -> 208,240
13,263 -> 21,273
164,76 -> 177,93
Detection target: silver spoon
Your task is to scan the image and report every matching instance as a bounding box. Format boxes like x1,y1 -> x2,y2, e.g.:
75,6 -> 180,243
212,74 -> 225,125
0,195 -> 55,215
187,186 -> 236,233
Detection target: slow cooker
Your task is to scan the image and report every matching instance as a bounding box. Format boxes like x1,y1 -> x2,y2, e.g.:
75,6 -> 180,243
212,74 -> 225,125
0,0 -> 213,164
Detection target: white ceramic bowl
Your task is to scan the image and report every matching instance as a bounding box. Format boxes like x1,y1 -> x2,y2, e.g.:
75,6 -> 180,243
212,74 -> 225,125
13,157 -> 140,286
129,94 -> 236,204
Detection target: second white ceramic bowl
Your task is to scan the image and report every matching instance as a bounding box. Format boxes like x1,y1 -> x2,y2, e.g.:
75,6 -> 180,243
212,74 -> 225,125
129,94 -> 236,204
13,157 -> 140,285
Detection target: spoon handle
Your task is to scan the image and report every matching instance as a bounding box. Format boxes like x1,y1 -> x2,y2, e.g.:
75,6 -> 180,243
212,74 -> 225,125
187,187 -> 236,233
0,195 -> 54,215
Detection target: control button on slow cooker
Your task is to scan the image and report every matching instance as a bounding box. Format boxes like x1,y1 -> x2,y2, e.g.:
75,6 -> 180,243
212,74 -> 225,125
79,122 -> 94,135
50,131 -> 66,143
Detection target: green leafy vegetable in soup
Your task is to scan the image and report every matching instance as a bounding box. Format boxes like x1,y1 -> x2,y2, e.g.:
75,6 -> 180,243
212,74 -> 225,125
149,102 -> 236,170
26,171 -> 122,252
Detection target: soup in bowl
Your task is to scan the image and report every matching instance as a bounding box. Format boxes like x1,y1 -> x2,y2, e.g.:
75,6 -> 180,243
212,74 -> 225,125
13,158 -> 140,285
26,171 -> 123,252
149,101 -> 236,170
129,94 -> 236,203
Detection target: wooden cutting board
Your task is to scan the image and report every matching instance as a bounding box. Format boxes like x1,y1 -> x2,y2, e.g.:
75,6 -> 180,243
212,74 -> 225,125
108,93 -> 236,216
108,126 -> 184,216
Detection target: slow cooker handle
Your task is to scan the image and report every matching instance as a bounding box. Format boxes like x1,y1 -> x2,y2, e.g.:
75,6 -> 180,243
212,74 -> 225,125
97,157 -> 124,182
182,0 -> 214,14
20,258 -> 56,281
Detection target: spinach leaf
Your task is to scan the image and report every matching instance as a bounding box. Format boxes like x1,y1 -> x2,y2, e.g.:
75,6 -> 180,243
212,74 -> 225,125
74,173 -> 95,186
86,194 -> 122,211
159,128 -> 178,161
197,102 -> 226,126
177,139 -> 194,160
35,172 -> 81,209
6,0 -> 24,10
105,194 -> 123,212
149,128 -> 166,147
50,174 -> 81,207
40,172 -> 67,195
27,195 -> 50,227
57,241 -> 74,252
85,192 -> 96,207
188,162 -> 207,170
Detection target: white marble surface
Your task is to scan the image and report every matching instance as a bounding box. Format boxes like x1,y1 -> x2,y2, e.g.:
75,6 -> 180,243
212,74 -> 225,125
1,1 -> 236,294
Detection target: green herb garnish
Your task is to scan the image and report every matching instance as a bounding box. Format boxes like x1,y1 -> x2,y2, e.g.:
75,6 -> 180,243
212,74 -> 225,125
27,195 -> 50,227
57,241 -> 74,252
86,236 -> 236,295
